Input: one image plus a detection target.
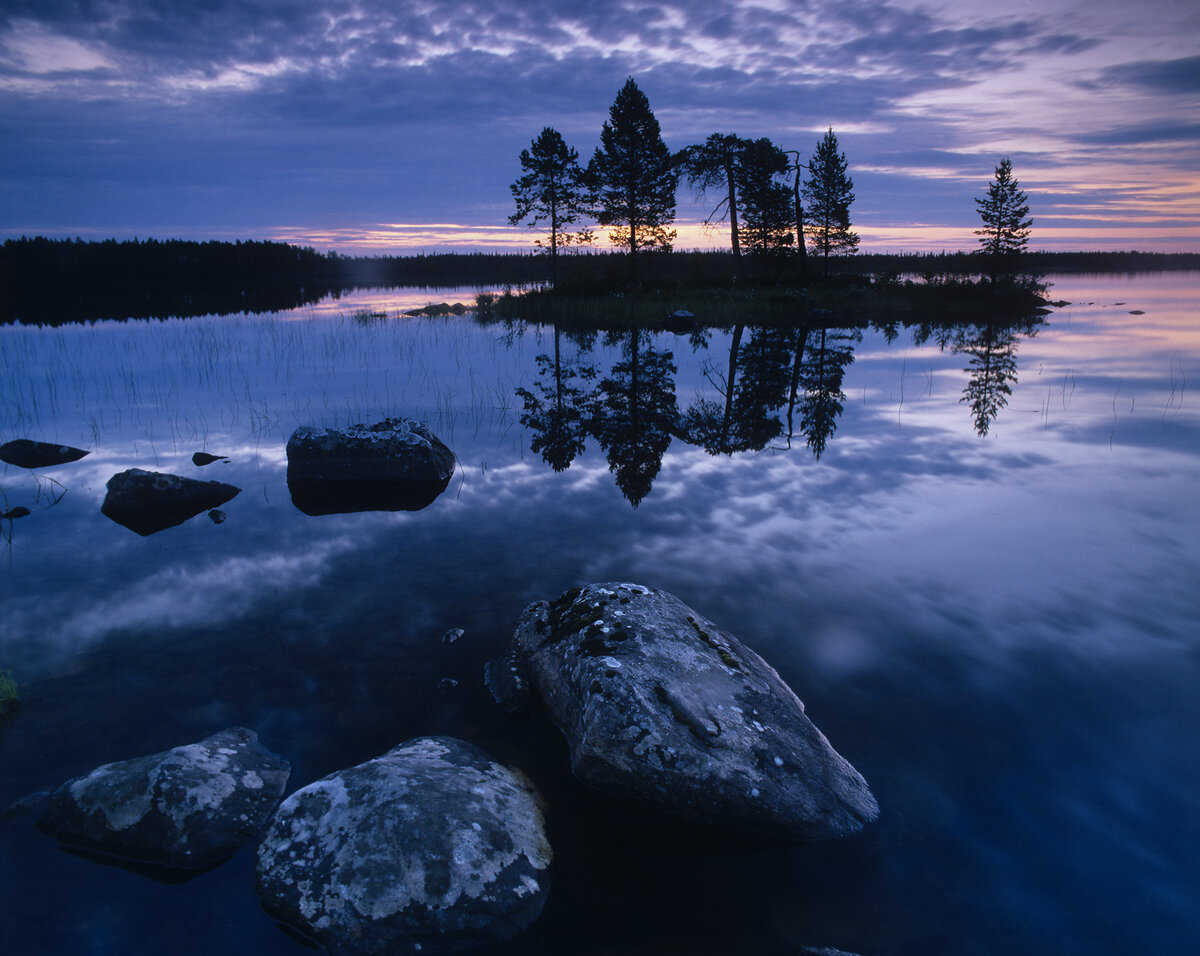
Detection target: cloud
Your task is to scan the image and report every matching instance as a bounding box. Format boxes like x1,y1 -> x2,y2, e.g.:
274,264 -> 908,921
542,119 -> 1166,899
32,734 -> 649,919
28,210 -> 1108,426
1093,54 -> 1200,95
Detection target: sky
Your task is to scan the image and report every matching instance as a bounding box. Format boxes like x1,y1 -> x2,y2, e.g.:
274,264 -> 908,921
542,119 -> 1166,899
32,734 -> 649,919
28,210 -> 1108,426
1,0 -> 1198,255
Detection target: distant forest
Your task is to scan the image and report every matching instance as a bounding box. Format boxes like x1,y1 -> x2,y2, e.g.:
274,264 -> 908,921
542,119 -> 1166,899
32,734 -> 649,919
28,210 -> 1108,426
2,236 -> 1198,324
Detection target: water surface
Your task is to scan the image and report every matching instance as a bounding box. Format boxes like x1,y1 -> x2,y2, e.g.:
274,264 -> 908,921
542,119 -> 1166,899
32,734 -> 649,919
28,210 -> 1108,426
1,274 -> 1197,955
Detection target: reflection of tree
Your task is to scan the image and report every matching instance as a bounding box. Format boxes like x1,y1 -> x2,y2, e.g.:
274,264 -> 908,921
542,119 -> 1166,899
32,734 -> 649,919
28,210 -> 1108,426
954,323 -> 1020,437
682,326 -> 796,454
589,329 -> 678,506
516,325 -> 597,471
792,326 -> 859,458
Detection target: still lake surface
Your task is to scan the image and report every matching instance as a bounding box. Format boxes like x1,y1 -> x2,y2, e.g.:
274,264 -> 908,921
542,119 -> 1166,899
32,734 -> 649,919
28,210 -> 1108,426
1,274 -> 1197,955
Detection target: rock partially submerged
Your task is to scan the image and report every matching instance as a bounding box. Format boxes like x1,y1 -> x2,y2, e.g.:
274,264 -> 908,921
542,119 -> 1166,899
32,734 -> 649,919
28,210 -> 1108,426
0,438 -> 89,469
36,727 -> 290,876
100,468 -> 240,535
286,417 -> 455,515
255,736 -> 551,955
493,583 -> 878,842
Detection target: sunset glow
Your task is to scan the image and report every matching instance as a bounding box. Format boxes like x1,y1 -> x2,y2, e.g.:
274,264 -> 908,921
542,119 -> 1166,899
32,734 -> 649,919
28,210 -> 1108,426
1,1 -> 1196,254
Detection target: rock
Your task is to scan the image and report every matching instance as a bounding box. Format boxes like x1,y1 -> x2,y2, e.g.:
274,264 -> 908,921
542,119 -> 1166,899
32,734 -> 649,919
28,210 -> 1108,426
662,309 -> 697,334
208,509 -> 226,524
483,653 -> 531,715
192,451 -> 229,466
436,677 -> 459,692
440,627 -> 464,645
36,727 -> 290,874
0,439 -> 89,469
255,736 -> 551,955
286,417 -> 455,515
100,469 -> 240,536
502,583 -> 878,841
2,506 -> 31,520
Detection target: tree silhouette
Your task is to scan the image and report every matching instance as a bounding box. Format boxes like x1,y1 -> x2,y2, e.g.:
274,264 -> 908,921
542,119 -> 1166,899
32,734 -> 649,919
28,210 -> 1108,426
589,329 -> 678,506
509,128 -> 594,286
975,157 -> 1032,281
795,324 -> 859,458
587,78 -> 678,281
802,128 -> 859,272
516,325 -> 598,470
954,322 -> 1020,437
681,135 -> 793,272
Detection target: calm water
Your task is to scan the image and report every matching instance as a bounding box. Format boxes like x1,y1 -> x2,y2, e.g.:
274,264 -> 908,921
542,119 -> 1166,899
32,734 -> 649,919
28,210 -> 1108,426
1,275 -> 1197,955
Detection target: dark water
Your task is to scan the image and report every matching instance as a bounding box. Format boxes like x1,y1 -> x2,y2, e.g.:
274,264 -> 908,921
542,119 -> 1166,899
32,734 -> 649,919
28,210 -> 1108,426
1,276 -> 1197,955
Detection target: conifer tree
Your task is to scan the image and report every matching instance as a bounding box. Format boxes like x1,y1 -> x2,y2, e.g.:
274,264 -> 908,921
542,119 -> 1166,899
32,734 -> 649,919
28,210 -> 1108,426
587,78 -> 678,281
975,157 -> 1032,279
509,127 -> 593,286
801,128 -> 859,271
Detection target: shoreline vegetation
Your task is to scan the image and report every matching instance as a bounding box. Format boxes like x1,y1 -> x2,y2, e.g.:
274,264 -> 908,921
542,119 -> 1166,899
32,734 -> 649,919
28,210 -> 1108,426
2,236 -> 1198,327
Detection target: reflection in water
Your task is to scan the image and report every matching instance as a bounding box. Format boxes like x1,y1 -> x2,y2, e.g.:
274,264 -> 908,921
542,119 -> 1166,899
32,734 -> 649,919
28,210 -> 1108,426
1,276 -> 1198,956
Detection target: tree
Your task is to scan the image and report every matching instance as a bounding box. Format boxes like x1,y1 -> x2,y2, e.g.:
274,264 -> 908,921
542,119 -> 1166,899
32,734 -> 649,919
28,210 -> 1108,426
587,78 -> 678,280
975,157 -> 1032,278
509,127 -> 593,286
681,135 -> 793,270
801,128 -> 859,271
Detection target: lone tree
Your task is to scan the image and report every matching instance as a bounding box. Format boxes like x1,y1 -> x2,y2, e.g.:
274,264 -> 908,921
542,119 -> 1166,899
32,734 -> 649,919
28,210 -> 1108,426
509,127 -> 593,286
801,127 -> 859,271
975,157 -> 1032,279
587,78 -> 678,281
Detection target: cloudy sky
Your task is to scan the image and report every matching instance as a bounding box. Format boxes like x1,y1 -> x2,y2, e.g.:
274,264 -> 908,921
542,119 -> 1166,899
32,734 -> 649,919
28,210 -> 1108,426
1,0 -> 1197,254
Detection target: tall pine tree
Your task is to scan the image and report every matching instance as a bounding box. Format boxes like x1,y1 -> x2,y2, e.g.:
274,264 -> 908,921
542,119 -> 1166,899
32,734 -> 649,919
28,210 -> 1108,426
587,78 -> 678,281
801,128 -> 859,272
509,128 -> 593,286
975,157 -> 1032,280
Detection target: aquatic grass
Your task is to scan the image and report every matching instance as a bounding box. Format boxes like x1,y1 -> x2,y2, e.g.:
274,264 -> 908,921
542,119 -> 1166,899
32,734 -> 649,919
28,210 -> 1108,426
0,668 -> 18,713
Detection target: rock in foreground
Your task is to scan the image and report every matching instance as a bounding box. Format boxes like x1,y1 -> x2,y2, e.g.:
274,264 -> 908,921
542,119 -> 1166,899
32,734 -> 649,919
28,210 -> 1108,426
100,468 -> 240,535
499,583 -> 878,841
286,417 -> 455,515
36,727 -> 290,874
255,736 -> 551,955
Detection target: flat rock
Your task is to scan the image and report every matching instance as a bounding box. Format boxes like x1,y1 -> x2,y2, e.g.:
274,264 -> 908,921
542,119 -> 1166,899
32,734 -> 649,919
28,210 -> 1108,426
255,736 -> 551,955
0,438 -> 89,469
100,468 -> 240,535
36,727 -> 290,874
503,583 -> 879,841
286,417 -> 455,515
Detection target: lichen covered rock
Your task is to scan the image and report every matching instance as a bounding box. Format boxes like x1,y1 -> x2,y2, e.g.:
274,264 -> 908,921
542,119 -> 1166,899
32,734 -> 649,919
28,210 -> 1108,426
286,417 -> 455,515
36,727 -> 290,872
255,736 -> 551,955
501,583 -> 879,841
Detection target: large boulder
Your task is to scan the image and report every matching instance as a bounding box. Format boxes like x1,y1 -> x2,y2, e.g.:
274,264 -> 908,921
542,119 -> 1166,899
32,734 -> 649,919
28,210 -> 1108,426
36,727 -> 290,875
493,583 -> 878,842
100,468 -> 240,535
286,417 -> 455,515
255,736 -> 551,955
0,438 -> 89,468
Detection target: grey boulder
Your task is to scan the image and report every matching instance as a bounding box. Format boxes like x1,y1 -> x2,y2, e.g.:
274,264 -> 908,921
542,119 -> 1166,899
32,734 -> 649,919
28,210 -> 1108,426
255,736 -> 552,955
286,417 -> 455,515
100,468 -> 240,535
36,727 -> 290,873
497,583 -> 879,841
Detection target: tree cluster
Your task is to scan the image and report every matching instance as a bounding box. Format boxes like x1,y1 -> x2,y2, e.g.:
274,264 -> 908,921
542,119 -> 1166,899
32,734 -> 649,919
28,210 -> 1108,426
509,78 -> 863,284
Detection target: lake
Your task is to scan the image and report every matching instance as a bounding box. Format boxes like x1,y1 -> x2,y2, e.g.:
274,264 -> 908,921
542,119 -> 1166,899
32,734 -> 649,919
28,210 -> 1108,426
1,273 -> 1197,955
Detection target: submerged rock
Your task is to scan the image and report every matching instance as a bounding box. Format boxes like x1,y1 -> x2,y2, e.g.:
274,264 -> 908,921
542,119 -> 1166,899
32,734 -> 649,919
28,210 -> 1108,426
286,417 -> 455,515
255,736 -> 551,955
100,468 -> 240,535
498,583 -> 878,841
0,439 -> 89,469
36,727 -> 290,875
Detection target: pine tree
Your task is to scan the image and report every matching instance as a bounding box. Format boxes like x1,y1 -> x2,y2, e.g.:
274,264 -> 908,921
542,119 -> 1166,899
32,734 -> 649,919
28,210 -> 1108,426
587,78 -> 678,281
975,157 -> 1032,278
801,128 -> 859,272
509,127 -> 593,286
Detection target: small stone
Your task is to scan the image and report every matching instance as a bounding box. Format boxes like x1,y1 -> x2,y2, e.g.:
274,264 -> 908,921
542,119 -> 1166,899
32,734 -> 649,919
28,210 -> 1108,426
208,509 -> 227,524
440,627 -> 464,645
436,677 -> 459,692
